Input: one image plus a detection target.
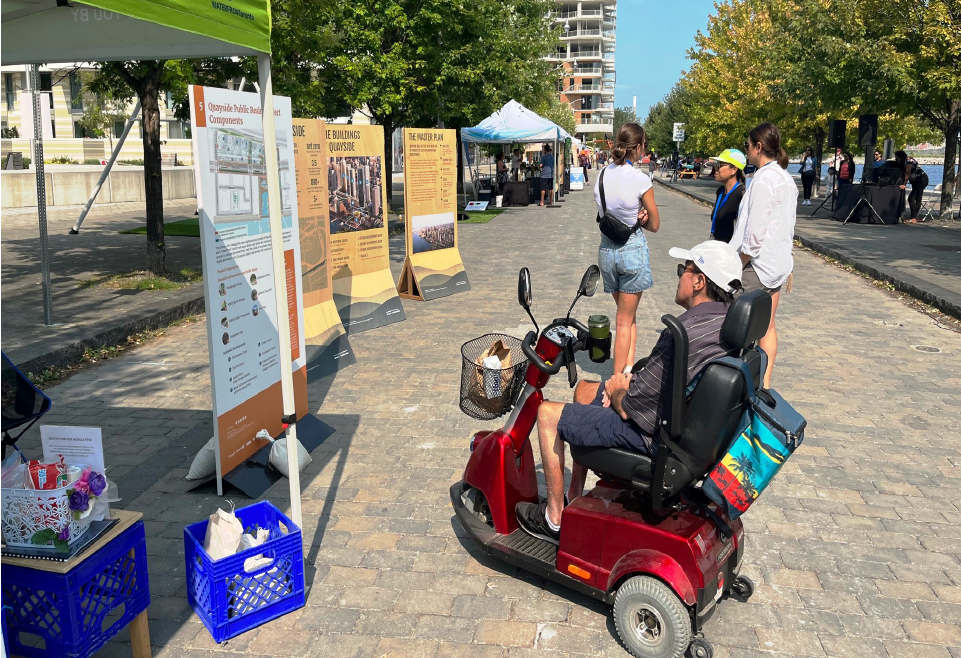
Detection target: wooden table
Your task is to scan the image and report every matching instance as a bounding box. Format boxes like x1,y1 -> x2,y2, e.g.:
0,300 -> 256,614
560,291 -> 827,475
2,509 -> 151,658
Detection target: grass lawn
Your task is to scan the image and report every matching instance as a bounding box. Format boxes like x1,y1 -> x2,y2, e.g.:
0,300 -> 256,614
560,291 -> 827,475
77,267 -> 202,291
458,208 -> 506,224
121,217 -> 199,237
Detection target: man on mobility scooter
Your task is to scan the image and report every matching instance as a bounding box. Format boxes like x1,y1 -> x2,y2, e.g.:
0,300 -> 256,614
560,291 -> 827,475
516,240 -> 745,545
451,239 -> 800,658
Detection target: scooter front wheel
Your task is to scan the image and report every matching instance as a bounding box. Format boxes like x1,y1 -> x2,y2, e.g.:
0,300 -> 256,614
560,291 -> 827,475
613,575 -> 692,658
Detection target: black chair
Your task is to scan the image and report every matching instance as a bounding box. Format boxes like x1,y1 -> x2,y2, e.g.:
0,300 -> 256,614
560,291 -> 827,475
1,352 -> 52,458
571,290 -> 772,512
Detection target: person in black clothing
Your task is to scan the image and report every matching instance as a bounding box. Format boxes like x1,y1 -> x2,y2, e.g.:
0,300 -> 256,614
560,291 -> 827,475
895,150 -> 930,222
798,146 -> 818,205
709,148 -> 746,243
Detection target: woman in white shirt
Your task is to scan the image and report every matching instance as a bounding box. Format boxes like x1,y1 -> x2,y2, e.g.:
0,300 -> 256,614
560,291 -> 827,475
731,122 -> 797,388
594,123 -> 661,374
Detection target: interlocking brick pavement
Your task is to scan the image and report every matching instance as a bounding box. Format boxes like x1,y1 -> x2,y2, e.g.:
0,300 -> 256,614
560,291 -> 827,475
9,176 -> 961,657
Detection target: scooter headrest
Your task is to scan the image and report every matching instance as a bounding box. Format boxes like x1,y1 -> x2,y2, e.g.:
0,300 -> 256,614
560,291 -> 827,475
720,290 -> 772,348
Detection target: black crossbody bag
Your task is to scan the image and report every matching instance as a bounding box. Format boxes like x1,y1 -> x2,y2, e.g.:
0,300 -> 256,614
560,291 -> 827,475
596,167 -> 643,245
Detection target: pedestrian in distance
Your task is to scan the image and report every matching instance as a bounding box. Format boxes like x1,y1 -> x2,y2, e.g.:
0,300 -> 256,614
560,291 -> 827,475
578,150 -> 590,184
838,152 -> 856,187
731,122 -> 797,389
594,122 -> 661,376
709,148 -> 746,243
510,148 -> 523,181
894,150 -> 930,223
798,146 -> 818,205
538,144 -> 555,207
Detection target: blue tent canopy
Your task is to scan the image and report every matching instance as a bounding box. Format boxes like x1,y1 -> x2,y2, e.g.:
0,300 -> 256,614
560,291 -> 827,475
461,100 -> 572,144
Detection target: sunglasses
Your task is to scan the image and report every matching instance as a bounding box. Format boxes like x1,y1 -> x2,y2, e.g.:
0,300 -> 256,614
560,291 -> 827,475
677,263 -> 698,278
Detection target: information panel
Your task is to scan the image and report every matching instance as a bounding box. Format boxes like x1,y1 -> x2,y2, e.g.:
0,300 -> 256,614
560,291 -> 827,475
189,86 -> 308,492
325,124 -> 406,332
398,128 -> 470,301
292,118 -> 356,381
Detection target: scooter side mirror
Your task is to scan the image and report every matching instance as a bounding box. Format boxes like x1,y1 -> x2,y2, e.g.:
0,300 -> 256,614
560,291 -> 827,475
578,265 -> 600,298
518,268 -> 533,310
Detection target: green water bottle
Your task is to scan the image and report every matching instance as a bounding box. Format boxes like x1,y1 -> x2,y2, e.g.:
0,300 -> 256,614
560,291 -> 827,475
588,315 -> 611,363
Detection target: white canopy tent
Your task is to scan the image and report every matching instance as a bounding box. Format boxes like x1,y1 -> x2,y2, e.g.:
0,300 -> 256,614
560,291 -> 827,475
461,100 -> 573,201
1,0 -> 305,527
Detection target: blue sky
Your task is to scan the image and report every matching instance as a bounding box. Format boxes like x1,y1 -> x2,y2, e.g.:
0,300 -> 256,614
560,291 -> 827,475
613,0 -> 717,118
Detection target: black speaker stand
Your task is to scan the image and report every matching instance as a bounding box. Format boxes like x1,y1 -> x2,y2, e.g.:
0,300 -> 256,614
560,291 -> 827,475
842,194 -> 886,225
811,172 -> 838,216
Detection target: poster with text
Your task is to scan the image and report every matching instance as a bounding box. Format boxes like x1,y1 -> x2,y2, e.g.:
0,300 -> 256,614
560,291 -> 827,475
189,86 -> 308,493
292,118 -> 356,380
398,128 -> 470,301
325,124 -> 406,332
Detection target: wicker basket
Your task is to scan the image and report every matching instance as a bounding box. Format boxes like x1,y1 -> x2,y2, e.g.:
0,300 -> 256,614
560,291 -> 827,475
1,477 -> 93,548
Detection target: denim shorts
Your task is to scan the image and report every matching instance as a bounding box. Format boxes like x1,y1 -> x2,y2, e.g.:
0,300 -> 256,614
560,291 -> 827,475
598,231 -> 654,294
557,384 -> 655,454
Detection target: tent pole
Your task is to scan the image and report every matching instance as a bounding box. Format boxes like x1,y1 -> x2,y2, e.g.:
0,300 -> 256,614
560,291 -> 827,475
258,53 -> 302,530
70,99 -> 141,234
29,65 -> 53,325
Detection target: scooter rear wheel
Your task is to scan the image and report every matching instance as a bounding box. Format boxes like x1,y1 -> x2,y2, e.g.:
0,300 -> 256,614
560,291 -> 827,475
613,575 -> 692,658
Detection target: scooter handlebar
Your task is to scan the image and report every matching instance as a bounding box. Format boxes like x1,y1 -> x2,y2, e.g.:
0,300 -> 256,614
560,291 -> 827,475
522,331 -> 564,374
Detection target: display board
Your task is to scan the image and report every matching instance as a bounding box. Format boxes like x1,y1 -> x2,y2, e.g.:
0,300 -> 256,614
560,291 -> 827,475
292,119 -> 357,380
189,86 -> 308,493
325,124 -> 406,332
398,128 -> 470,301
569,167 -> 585,191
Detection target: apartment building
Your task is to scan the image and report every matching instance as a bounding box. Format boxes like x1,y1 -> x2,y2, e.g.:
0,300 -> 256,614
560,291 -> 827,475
0,64 -> 193,165
548,0 -> 616,140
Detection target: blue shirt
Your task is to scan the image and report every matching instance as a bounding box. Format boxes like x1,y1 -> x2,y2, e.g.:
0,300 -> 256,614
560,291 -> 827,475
540,153 -> 555,178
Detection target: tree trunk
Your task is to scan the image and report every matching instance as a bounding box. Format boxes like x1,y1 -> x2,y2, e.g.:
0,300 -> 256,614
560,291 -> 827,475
382,116 -> 394,209
940,113 -> 959,217
140,66 -> 165,276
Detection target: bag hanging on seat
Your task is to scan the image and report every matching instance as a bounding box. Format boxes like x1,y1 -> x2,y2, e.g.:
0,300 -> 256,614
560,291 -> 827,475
702,356 -> 806,521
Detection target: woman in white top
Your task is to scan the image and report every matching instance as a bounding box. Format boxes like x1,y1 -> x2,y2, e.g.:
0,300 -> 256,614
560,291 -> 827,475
731,122 -> 797,388
594,123 -> 661,375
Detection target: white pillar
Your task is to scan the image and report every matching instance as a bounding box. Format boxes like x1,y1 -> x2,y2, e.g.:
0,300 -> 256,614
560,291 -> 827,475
257,53 -> 302,530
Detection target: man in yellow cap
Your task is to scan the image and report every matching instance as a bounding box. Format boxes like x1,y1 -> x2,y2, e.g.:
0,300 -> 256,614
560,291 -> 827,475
710,148 -> 746,243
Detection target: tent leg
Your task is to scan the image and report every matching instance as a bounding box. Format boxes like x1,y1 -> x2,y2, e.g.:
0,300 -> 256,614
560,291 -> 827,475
258,53 -> 302,530
71,99 -> 141,234
30,65 -> 53,326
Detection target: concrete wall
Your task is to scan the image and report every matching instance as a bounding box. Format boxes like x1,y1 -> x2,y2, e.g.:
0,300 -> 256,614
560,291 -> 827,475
1,166 -> 195,208
0,138 -> 194,165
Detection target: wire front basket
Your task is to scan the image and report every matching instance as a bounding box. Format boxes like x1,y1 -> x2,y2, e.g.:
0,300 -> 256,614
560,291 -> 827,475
459,334 -> 529,421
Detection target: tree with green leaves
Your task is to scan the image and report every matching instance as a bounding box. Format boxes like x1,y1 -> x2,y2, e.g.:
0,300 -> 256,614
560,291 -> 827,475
76,75 -> 128,152
87,59 -> 242,275
613,106 -> 637,138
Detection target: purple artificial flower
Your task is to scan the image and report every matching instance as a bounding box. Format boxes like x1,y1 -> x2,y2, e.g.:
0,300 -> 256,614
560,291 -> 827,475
88,472 -> 106,497
58,526 -> 70,541
69,489 -> 89,512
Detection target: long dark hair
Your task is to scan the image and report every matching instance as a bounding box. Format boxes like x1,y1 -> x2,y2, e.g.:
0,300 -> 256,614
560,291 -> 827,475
894,149 -> 908,172
748,122 -> 789,169
612,123 -> 646,166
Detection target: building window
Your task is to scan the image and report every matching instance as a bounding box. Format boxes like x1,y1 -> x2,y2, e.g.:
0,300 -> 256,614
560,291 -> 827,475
39,72 -> 52,91
114,120 -> 125,138
70,72 -> 83,111
5,74 -> 14,111
165,120 -> 186,139
74,121 -> 90,138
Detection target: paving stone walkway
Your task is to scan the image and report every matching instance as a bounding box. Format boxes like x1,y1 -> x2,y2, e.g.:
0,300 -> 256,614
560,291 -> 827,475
9,178 -> 961,658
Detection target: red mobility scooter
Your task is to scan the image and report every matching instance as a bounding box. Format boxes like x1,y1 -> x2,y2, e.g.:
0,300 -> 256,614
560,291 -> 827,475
451,266 -> 772,658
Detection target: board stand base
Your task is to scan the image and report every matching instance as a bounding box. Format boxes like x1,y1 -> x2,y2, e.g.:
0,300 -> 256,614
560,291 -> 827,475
186,413 -> 334,499
397,257 -> 424,301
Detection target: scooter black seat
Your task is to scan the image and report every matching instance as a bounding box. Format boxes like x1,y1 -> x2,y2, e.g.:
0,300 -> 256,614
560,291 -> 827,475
571,291 -> 772,503
570,445 -> 654,491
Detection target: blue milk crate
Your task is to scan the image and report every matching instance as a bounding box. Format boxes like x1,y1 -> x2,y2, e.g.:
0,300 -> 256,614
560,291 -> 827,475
184,501 -> 305,643
1,520 -> 150,658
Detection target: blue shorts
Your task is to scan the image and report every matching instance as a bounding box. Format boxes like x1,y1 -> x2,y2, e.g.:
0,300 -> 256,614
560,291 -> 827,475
556,384 -> 655,455
599,232 -> 654,294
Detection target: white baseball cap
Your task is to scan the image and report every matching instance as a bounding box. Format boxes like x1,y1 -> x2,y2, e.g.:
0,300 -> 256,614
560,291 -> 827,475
669,241 -> 743,293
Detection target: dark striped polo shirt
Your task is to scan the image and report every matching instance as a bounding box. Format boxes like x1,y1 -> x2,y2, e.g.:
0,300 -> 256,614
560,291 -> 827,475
622,301 -> 736,441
